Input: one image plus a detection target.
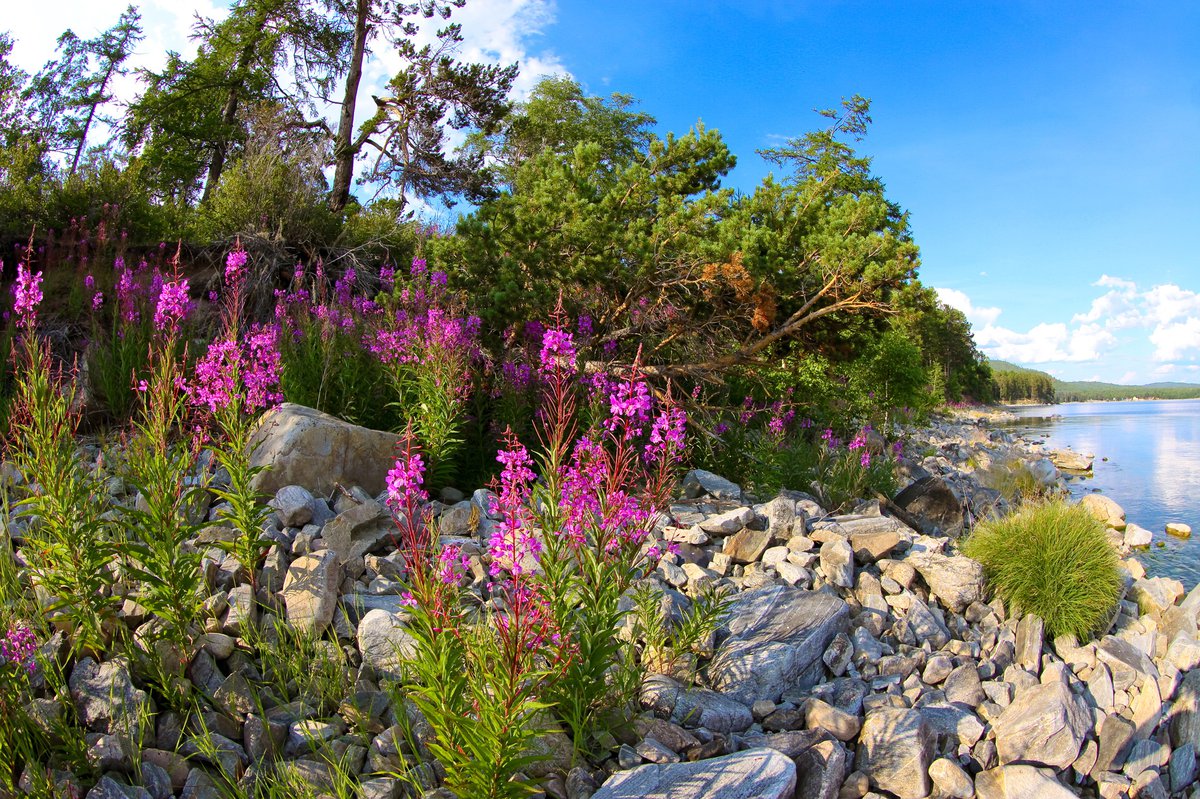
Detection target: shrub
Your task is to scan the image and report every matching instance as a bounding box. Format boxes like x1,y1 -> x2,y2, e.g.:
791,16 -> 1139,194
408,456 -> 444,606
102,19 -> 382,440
961,500 -> 1122,640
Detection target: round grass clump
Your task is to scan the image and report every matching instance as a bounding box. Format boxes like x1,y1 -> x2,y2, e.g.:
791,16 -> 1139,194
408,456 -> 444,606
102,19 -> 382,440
961,499 -> 1122,641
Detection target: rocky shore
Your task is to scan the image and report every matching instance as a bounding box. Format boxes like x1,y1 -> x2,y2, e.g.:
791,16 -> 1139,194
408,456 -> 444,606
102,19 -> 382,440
6,403 -> 1198,799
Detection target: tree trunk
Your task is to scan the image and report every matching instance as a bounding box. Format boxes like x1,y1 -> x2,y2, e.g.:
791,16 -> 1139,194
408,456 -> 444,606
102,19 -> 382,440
328,0 -> 369,213
201,39 -> 257,205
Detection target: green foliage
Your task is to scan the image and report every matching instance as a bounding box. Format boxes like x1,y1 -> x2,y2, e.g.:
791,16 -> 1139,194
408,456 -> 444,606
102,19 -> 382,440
980,458 -> 1052,504
119,343 -> 205,652
193,103 -> 339,249
276,279 -> 396,432
848,328 -> 933,425
7,332 -> 118,656
247,613 -> 354,716
962,500 -> 1122,640
989,361 -> 1056,404
630,583 -> 730,681
811,439 -> 900,513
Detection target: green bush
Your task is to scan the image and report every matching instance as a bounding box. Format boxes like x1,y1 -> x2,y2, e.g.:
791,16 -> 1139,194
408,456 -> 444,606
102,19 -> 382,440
961,500 -> 1122,640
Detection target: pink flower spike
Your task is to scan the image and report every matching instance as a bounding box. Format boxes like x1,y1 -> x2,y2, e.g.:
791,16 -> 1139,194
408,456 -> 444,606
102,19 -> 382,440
13,263 -> 43,325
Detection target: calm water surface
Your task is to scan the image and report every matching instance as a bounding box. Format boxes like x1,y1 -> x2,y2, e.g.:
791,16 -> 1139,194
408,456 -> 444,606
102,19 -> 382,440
1007,399 -> 1200,586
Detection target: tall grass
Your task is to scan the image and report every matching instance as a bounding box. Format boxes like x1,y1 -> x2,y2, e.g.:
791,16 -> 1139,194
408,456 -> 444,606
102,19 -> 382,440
962,499 -> 1122,640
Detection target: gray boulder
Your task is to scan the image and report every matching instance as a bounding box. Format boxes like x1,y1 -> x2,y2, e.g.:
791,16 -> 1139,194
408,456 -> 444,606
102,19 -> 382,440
993,680 -> 1090,768
974,764 -> 1078,798
322,499 -> 394,563
281,551 -> 342,633
893,476 -> 964,536
357,609 -> 418,682
906,551 -> 984,613
249,403 -> 401,497
592,747 -> 795,799
708,586 -> 849,705
681,470 -> 742,502
70,657 -> 149,743
855,707 -> 935,799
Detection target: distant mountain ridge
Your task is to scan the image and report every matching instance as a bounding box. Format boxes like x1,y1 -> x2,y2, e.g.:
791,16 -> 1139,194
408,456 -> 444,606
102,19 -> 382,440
987,360 -> 1200,402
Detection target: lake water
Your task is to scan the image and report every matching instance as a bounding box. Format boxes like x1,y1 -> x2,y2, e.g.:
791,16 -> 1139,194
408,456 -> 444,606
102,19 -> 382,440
1006,399 -> 1200,586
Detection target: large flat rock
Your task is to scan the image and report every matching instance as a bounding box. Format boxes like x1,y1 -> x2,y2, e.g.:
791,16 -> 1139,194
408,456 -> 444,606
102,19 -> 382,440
249,403 -> 401,497
592,747 -> 795,799
708,586 -> 849,706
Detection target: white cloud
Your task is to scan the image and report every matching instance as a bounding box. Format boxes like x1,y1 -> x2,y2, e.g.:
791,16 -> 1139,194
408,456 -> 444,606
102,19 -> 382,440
934,287 -> 1001,327
1118,371 -> 1138,383
1150,317 -> 1200,361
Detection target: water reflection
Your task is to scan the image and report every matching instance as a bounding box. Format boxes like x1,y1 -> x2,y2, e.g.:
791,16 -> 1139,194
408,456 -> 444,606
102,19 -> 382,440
1009,400 -> 1200,585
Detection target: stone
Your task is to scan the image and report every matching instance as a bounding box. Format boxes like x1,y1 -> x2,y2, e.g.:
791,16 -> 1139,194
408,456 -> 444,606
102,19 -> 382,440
922,654 -> 954,684
819,536 -> 855,589
1095,715 -> 1135,773
918,703 -> 986,748
1123,738 -> 1168,778
69,657 -> 149,743
357,609 -> 417,682
641,676 -> 754,734
1167,522 -> 1192,538
249,403 -> 402,497
1052,449 -> 1094,472
929,757 -> 973,799
701,507 -> 755,536
1132,770 -> 1169,799
86,777 -> 152,799
591,747 -> 795,799
1131,577 -> 1185,617
360,778 -> 404,799
822,632 -> 852,677
142,749 -> 190,792
794,739 -> 847,799
943,663 -> 986,707
281,551 -> 342,633
1081,493 -> 1125,529
762,496 -> 797,539
1015,614 -> 1044,671
322,499 -> 393,563
974,765 -> 1078,799
906,551 -> 984,613
993,679 -> 1090,768
681,470 -> 742,502
722,528 -> 771,563
1167,635 -> 1200,672
269,485 -> 315,527
893,476 -> 964,536
1171,669 -> 1200,750
848,529 -> 902,564
900,595 -> 950,650
855,708 -> 934,799
1125,523 -> 1153,548
804,698 -> 860,742
1130,678 -> 1162,740
1170,742 -> 1197,793
708,586 -> 849,705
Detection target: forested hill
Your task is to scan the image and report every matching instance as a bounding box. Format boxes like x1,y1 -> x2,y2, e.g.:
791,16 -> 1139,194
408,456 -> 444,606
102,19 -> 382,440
988,360 -> 1200,403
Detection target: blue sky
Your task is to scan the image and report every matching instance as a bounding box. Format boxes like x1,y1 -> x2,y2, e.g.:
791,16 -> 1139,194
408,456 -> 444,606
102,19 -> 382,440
9,1 -> 1199,383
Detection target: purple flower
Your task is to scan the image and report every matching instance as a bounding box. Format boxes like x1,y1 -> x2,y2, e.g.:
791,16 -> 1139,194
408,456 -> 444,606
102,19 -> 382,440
13,262 -> 43,324
387,452 -> 429,510
539,327 -> 576,373
577,314 -> 593,337
225,248 -> 248,286
91,291 -> 104,311
713,422 -> 729,436
410,258 -> 427,276
84,274 -> 95,291
154,278 -> 190,333
430,270 -> 447,287
0,624 -> 37,675
191,325 -> 281,415
860,451 -> 871,468
488,437 -> 539,578
606,378 -> 652,437
379,264 -> 395,292
645,406 -> 687,463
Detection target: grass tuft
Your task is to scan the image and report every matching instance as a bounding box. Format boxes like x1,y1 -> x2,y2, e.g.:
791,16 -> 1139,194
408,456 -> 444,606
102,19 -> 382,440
962,499 -> 1122,641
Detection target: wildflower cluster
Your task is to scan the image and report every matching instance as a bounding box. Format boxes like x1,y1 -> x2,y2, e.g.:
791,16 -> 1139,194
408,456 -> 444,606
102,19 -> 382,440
0,625 -> 36,675
12,263 -> 42,326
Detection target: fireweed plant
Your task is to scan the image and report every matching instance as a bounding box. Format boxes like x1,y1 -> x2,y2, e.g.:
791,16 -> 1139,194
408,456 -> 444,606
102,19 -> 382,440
371,259 -> 481,488
120,263 -> 207,669
391,307 -> 691,786
192,245 -> 283,587
275,261 -> 396,432
0,623 -> 49,792
529,320 -> 688,760
85,253 -> 180,420
6,261 -> 119,657
388,430 -> 561,799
